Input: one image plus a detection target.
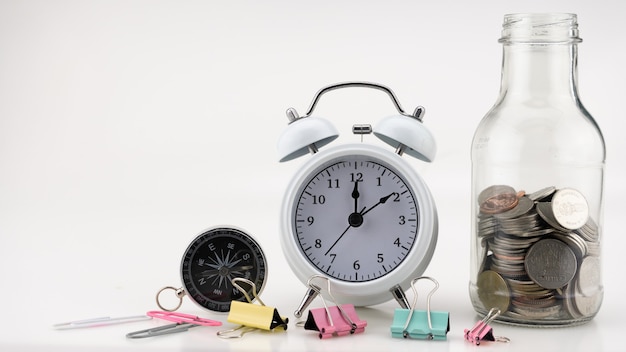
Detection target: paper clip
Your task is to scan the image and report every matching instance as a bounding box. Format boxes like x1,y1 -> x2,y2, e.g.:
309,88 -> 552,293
217,278 -> 289,339
464,308 -> 510,345
294,275 -> 367,339
53,315 -> 152,330
126,310 -> 221,339
390,276 -> 450,340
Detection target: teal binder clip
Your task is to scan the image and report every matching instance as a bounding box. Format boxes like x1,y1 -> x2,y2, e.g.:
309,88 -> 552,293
390,276 -> 450,340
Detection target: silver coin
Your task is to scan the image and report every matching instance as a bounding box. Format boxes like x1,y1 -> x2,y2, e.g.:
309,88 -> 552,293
577,256 -> 601,297
562,283 -> 583,319
571,264 -> 603,318
510,303 -> 562,320
494,196 -> 535,220
528,186 -> 557,202
551,232 -> 587,259
575,217 -> 599,242
536,202 -> 568,232
573,291 -> 603,317
525,238 -> 577,289
551,188 -> 589,230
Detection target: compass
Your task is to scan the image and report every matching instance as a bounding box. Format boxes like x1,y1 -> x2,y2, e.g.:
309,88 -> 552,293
158,226 -> 268,313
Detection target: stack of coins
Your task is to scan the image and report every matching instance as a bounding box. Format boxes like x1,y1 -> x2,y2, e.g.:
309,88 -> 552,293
475,185 -> 602,322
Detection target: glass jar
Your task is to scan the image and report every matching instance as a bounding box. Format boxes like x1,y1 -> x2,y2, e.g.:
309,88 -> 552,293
469,13 -> 605,326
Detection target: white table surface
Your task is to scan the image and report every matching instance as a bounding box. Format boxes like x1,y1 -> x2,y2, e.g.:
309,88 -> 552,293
1,1 -> 624,351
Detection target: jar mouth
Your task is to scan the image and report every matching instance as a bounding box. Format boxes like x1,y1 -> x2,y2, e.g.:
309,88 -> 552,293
499,13 -> 582,44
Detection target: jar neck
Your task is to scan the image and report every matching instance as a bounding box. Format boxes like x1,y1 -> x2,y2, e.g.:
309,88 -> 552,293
496,13 -> 582,103
498,43 -> 579,101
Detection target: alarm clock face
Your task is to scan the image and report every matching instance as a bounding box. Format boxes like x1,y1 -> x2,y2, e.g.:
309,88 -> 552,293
281,144 -> 437,306
180,227 -> 267,312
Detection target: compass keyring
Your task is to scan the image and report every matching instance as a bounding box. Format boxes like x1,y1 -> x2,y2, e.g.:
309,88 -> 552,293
156,286 -> 186,312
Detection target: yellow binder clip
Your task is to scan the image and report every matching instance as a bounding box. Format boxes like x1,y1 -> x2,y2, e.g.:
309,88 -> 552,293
217,278 -> 289,338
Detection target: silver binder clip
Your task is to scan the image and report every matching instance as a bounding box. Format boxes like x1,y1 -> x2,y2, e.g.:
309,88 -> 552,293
294,275 -> 367,339
390,276 -> 450,340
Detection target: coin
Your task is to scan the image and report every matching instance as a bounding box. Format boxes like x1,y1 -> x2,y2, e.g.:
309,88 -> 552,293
551,188 -> 589,230
478,185 -> 516,205
574,289 -> 603,317
536,202 -> 568,232
527,186 -> 556,202
480,193 -> 519,215
575,217 -> 599,242
477,270 -> 511,313
525,238 -> 577,289
577,256 -> 601,297
474,185 -> 601,322
494,195 -> 534,220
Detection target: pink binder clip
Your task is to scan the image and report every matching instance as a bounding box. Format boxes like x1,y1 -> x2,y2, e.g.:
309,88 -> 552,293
294,275 -> 367,339
464,308 -> 510,345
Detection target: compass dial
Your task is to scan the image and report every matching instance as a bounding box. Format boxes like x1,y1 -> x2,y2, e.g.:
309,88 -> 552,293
180,227 -> 267,312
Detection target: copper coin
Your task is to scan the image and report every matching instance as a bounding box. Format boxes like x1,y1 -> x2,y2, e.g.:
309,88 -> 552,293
480,193 -> 519,215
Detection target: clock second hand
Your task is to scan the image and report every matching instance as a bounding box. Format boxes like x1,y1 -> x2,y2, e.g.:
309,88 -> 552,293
324,223 -> 352,256
324,191 -> 396,256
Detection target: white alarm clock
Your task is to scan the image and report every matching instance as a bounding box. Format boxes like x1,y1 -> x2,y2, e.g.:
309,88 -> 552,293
277,82 -> 438,306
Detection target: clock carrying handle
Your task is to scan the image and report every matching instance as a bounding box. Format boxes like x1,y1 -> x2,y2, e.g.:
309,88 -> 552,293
301,82 -> 424,121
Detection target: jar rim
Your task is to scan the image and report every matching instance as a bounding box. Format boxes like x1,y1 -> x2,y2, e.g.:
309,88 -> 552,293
499,13 -> 582,44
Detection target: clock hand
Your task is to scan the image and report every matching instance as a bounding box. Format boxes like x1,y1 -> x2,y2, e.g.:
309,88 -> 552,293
352,180 -> 360,214
360,192 -> 396,217
325,187 -> 391,256
325,223 -> 352,256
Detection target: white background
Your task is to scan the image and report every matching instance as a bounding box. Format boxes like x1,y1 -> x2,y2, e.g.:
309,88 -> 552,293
1,0 -> 624,351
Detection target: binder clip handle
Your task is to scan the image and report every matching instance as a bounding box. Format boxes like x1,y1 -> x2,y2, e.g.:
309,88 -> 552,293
296,275 -> 367,338
403,276 -> 439,335
306,275 -> 355,329
464,308 -> 510,345
231,277 -> 265,306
